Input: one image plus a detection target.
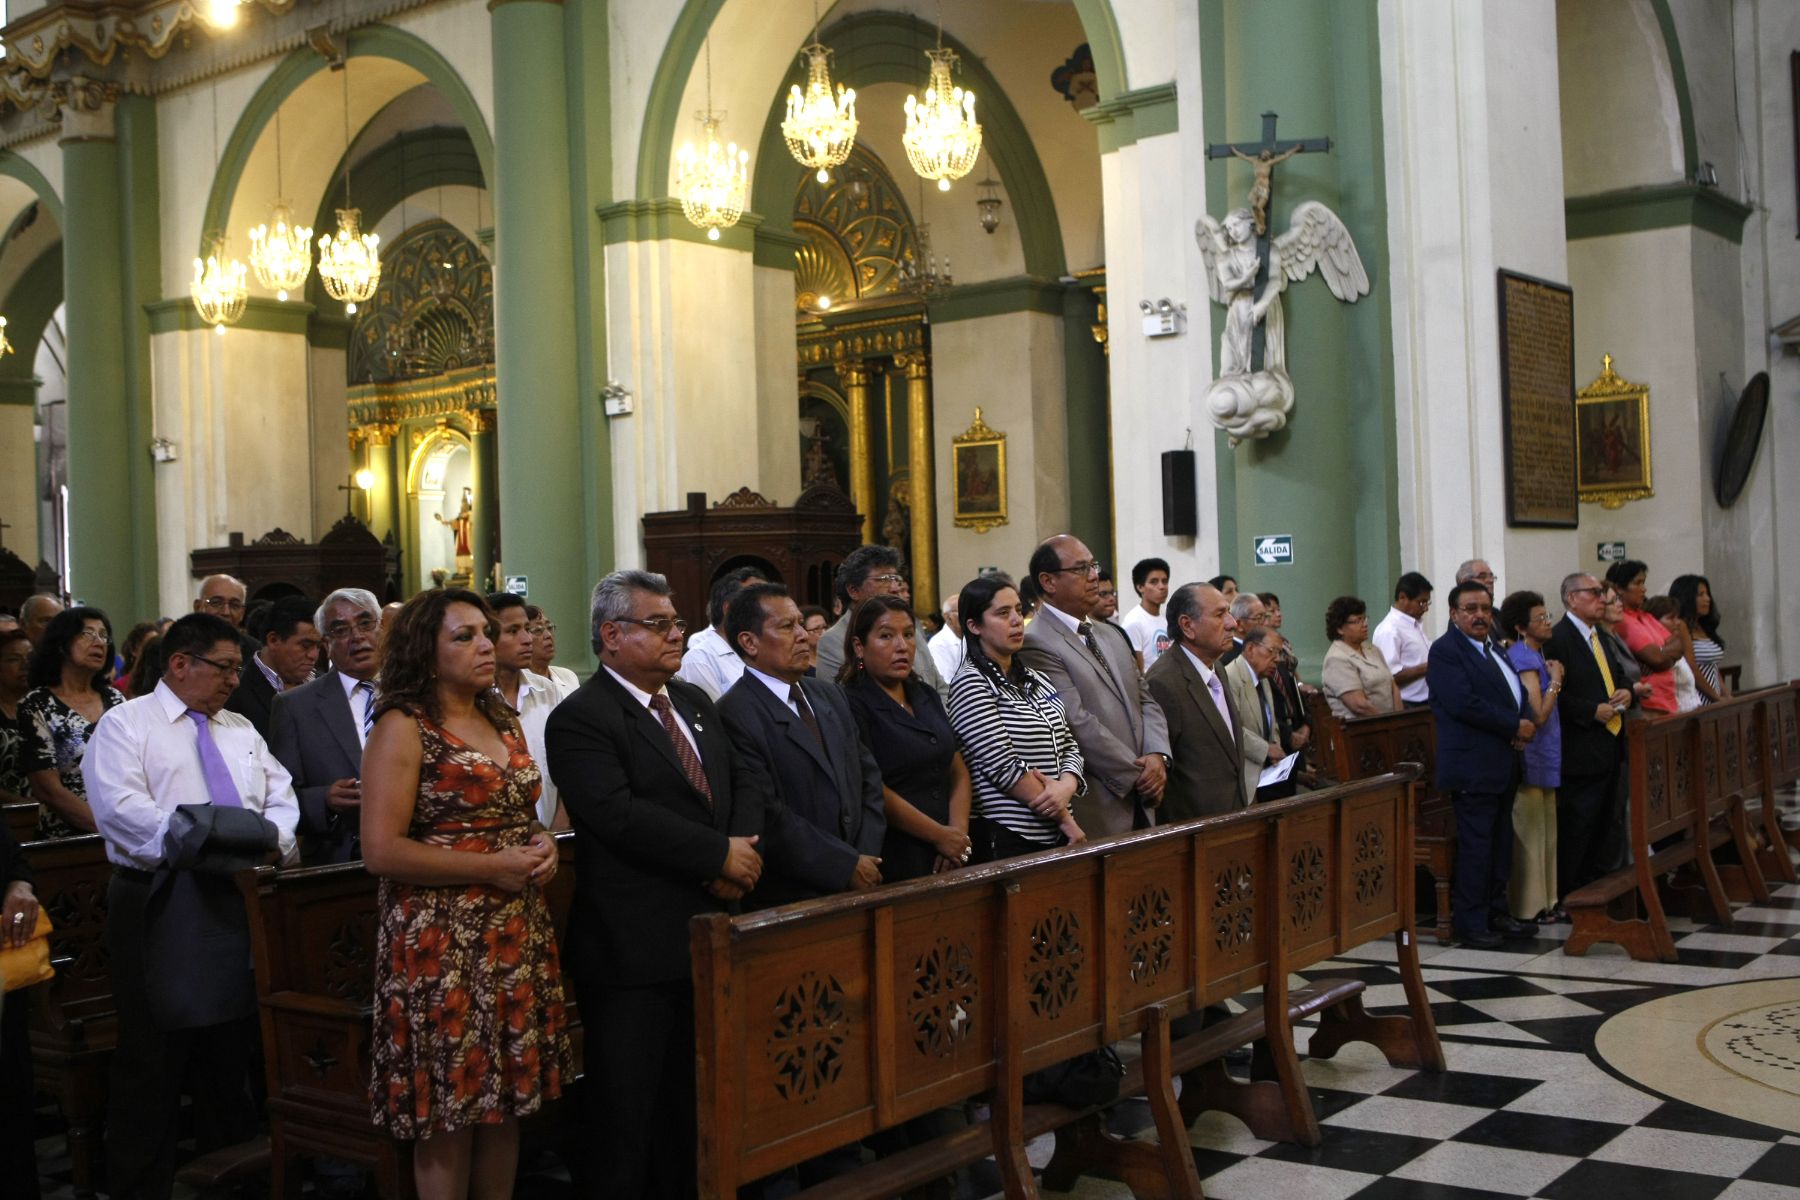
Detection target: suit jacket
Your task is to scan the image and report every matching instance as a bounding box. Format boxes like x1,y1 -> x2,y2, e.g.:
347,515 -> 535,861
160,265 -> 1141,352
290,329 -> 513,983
1223,657 -> 1278,803
718,672 -> 886,907
268,672 -> 367,864
1426,631 -> 1529,794
1544,616 -> 1628,780
545,671 -> 758,989
225,657 -> 278,739
1019,609 -> 1170,835
1144,646 -> 1245,821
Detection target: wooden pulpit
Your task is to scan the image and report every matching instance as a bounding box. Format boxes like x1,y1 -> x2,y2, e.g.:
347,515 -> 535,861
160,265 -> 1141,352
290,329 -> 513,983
189,516 -> 400,605
641,485 -> 862,615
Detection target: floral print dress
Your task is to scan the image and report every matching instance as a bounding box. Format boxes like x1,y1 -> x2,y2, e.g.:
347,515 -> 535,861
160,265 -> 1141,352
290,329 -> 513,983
370,712 -> 570,1139
18,685 -> 125,838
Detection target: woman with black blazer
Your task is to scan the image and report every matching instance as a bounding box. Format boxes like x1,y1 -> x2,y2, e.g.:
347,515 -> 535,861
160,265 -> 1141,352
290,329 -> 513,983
839,595 -> 973,880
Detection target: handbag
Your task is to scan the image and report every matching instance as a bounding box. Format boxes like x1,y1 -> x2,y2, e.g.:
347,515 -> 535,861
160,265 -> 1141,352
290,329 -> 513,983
0,908 -> 54,993
1022,1045 -> 1125,1109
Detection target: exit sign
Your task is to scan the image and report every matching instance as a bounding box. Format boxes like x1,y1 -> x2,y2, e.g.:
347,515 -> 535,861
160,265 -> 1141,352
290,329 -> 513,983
1253,535 -> 1294,566
1597,542 -> 1627,563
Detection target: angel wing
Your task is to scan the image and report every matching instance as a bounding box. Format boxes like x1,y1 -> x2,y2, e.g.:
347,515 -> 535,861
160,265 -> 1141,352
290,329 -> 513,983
1273,201 -> 1369,302
1194,214 -> 1232,306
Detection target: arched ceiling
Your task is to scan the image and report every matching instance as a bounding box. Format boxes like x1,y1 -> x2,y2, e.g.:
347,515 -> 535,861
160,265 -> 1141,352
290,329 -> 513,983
1556,0 -> 1685,196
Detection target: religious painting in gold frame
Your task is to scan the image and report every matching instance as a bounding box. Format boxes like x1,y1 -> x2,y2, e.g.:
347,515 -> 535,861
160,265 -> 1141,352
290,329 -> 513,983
952,408 -> 1007,533
1575,353 -> 1653,509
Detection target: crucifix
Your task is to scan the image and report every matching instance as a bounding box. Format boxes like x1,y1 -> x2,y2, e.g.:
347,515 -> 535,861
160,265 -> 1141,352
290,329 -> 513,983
1206,112 -> 1331,372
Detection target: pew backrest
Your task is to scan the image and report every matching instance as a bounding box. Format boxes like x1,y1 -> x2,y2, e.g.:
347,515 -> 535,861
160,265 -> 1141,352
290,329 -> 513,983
5,801 -> 36,844
24,833 -> 115,1032
1765,682 -> 1800,790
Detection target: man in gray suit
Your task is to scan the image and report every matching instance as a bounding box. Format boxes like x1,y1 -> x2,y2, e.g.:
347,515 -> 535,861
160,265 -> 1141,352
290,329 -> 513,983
1145,582 -> 1245,821
1018,535 -> 1169,836
813,544 -> 947,700
1225,628 -> 1290,803
718,581 -> 886,909
268,587 -> 382,865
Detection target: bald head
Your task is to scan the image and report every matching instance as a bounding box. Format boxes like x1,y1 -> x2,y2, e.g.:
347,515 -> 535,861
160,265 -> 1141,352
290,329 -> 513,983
21,594 -> 62,644
194,574 -> 248,628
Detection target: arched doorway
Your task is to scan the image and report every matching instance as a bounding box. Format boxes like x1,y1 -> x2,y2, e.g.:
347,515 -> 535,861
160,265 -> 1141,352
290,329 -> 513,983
406,427 -> 474,591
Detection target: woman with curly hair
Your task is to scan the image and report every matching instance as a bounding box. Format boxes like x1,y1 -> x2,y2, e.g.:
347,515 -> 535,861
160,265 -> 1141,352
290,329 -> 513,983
1320,595 -> 1398,719
20,606 -> 124,837
361,588 -> 570,1199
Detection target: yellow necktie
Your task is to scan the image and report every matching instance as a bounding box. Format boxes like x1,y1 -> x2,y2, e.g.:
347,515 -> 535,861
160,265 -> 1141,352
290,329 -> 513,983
1588,631 -> 1622,735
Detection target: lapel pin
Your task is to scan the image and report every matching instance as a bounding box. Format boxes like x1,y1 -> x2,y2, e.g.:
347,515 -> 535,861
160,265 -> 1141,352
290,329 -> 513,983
693,720 -> 705,732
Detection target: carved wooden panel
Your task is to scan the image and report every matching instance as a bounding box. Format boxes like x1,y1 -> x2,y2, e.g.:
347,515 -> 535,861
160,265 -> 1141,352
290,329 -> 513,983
1670,737 -> 1690,818
1646,751 -> 1669,828
1281,810 -> 1340,967
907,937 -> 978,1059
1105,847 -> 1192,1024
1025,906 -> 1085,1021
740,926 -> 871,1146
1124,885 -> 1175,986
890,894 -> 994,1101
767,971 -> 851,1104
1200,826 -> 1269,998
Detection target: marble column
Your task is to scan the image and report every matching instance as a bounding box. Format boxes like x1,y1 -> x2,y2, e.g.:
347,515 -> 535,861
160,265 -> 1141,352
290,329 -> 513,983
840,357 -> 875,543
469,407 -> 499,592
897,351 -> 937,617
490,0 -> 585,639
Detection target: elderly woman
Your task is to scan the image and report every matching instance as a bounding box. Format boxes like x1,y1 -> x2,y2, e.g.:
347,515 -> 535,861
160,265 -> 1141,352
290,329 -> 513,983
1603,560 -> 1678,715
1669,574 -> 1727,702
1499,591 -> 1563,924
1321,596 -> 1399,720
20,607 -> 125,838
1596,586 -> 1654,715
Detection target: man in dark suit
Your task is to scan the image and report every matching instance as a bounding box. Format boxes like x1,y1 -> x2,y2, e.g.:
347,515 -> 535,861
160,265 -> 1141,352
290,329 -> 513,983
1019,536 -> 1170,835
268,589 -> 382,865
718,581 -> 886,907
1427,581 -> 1538,949
545,569 -> 765,1200
1543,572 -> 1635,899
225,595 -> 319,739
1145,582 -> 1245,821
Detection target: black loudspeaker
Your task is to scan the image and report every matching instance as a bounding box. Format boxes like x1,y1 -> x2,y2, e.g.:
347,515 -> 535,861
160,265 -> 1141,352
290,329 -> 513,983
1161,450 -> 1197,537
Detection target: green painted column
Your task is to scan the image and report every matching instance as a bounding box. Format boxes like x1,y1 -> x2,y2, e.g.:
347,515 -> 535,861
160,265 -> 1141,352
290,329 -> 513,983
116,94 -> 162,620
1203,0 -> 1398,674
490,0 -> 587,647
60,92 -> 136,617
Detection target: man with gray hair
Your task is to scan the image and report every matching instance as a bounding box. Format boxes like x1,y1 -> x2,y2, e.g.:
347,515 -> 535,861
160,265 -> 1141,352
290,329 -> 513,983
20,593 -> 62,646
813,544 -> 947,699
1217,591 -> 1267,669
268,587 -> 382,864
546,569 -> 764,1198
1456,558 -> 1496,593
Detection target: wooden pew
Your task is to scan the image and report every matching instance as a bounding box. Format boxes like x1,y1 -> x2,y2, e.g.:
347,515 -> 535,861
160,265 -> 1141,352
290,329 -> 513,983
5,800 -> 36,844
691,770 -> 1443,1200
239,832 -> 582,1199
1760,681 -> 1800,858
1306,695 -> 1455,943
23,833 -> 117,1198
1564,693 -> 1774,961
1702,686 -> 1793,898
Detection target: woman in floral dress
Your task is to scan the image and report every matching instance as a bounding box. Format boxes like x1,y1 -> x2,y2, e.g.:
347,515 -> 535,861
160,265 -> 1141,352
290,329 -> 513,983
361,588 -> 569,1200
20,607 -> 124,837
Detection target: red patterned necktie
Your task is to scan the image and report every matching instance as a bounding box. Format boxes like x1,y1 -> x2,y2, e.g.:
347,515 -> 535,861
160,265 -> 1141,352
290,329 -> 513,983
649,693 -> 712,806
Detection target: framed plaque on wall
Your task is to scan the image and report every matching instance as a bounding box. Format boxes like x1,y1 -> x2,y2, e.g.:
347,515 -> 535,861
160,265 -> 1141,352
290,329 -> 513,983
1496,269 -> 1579,528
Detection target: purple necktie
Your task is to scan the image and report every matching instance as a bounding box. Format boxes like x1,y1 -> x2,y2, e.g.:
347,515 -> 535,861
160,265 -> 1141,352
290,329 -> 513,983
1207,673 -> 1232,729
187,709 -> 243,808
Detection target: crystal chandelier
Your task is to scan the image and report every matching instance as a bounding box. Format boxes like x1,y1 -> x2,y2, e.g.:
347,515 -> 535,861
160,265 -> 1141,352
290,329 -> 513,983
782,4 -> 857,184
677,39 -> 750,241
900,182 -> 951,299
191,234 -> 249,333
248,106 -> 312,302
903,40 -> 982,192
317,61 -> 381,313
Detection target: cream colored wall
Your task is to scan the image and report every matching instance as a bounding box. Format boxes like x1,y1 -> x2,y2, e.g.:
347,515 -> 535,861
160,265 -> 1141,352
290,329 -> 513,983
931,311 -> 1069,595
753,264 -> 801,503
1556,0 -> 1684,196
0,405 -> 37,559
309,344 -> 350,539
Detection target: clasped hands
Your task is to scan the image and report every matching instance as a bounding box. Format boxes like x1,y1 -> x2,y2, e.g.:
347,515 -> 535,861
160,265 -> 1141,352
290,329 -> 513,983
486,831 -> 559,893
706,834 -> 765,901
1017,769 -> 1088,846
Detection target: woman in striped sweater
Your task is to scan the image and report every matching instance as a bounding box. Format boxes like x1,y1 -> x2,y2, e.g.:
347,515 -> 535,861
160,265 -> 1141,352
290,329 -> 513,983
946,575 -> 1087,861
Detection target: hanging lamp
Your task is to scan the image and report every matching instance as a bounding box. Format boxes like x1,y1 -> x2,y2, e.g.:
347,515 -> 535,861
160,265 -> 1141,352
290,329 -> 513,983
676,38 -> 750,241
317,59 -> 381,314
248,103 -> 313,302
781,0 -> 857,184
191,82 -> 249,332
902,7 -> 982,191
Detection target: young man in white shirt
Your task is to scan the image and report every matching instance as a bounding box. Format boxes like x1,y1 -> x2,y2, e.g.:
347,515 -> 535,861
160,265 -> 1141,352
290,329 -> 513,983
675,565 -> 763,702
82,612 -> 300,1200
489,591 -> 571,828
1119,557 -> 1172,671
1372,571 -> 1434,707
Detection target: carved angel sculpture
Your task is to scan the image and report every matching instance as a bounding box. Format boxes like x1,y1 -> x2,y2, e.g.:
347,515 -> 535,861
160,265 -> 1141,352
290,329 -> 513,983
1195,202 -> 1370,442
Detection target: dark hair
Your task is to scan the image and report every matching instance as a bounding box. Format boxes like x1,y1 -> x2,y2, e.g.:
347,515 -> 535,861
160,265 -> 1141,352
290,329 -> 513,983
1668,574 -> 1722,646
261,595 -> 320,643
1323,596 -> 1367,643
373,588 -> 513,731
242,599 -> 273,642
1446,581 -> 1492,614
707,566 -> 766,627
1164,582 -> 1209,644
127,634 -> 165,697
957,574 -> 1030,686
1603,559 -> 1648,591
0,628 -> 29,664
1131,557 -> 1170,590
1395,572 -> 1433,601
119,622 -> 158,673
1207,574 -> 1237,591
800,604 -> 829,626
1496,589 -> 1544,643
524,605 -> 544,622
1241,627 -> 1273,648
834,545 -> 902,609
1645,595 -> 1678,621
837,594 -> 915,684
486,591 -> 530,618
1257,592 -> 1280,607
724,581 -> 793,657
1022,540 -> 1065,609
1096,568 -> 1115,586
28,606 -> 115,690
160,612 -> 242,665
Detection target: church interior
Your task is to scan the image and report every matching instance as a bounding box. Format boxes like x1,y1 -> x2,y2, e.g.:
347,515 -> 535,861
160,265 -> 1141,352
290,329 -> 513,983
1,0 -> 1797,1195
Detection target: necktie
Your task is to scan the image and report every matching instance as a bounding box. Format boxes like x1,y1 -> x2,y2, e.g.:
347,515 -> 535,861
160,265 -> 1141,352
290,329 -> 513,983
186,710 -> 243,808
1075,621 -> 1111,675
1206,672 -> 1232,730
788,684 -> 824,744
648,694 -> 713,806
356,680 -> 376,740
1260,686 -> 1274,739
1588,631 -> 1623,735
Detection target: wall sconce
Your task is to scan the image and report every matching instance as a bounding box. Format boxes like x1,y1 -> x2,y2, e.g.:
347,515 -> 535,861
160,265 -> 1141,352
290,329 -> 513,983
149,437 -> 178,463
601,380 -> 634,416
1695,161 -> 1718,187
1138,298 -> 1186,338
975,176 -> 1003,234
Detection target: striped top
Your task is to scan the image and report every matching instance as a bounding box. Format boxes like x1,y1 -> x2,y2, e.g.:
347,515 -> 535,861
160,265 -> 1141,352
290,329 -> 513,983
1692,635 -> 1724,697
946,656 -> 1085,846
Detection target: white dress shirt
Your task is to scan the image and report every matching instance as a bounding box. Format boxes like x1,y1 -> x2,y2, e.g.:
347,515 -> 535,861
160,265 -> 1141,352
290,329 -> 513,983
603,665 -> 702,761
1372,606 -> 1432,703
675,624 -> 745,703
81,681 -> 300,869
508,669 -> 571,826
927,622 -> 965,684
546,664 -> 580,693
1466,633 -> 1524,710
743,665 -> 805,716
252,651 -> 285,694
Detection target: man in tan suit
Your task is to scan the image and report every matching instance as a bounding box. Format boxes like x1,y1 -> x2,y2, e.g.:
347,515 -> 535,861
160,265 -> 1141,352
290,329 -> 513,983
1146,582 -> 1245,821
1018,535 -> 1170,836
1225,628 -> 1288,803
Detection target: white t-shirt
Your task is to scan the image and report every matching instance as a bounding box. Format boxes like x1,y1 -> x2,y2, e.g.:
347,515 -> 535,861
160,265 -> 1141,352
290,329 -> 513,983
1120,604 -> 1172,670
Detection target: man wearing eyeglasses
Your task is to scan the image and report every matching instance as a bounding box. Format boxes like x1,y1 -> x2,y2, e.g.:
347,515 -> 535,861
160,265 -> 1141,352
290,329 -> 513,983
1019,535 -> 1171,837
193,573 -> 256,661
268,588 -> 383,865
81,612 -> 299,1200
812,544 -> 948,700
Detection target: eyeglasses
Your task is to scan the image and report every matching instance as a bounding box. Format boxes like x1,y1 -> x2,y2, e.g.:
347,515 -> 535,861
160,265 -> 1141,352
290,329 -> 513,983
325,615 -> 380,640
1456,605 -> 1493,616
1052,560 -> 1103,578
527,622 -> 558,636
615,616 -> 687,637
868,573 -> 906,586
187,653 -> 244,679
74,629 -> 110,643
1567,587 -> 1604,597
200,596 -> 246,612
